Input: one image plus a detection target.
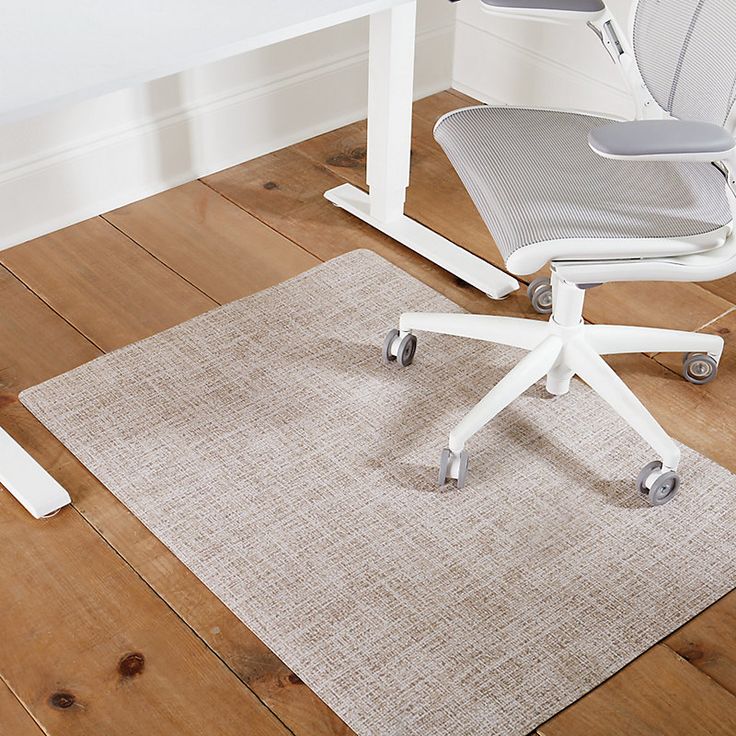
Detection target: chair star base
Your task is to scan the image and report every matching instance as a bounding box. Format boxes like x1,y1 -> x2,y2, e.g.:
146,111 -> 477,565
384,272 -> 724,505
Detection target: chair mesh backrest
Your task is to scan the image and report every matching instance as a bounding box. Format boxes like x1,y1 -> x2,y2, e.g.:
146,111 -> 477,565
633,0 -> 736,128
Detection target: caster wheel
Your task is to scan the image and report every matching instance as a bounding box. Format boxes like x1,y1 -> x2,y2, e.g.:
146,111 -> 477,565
682,352 -> 718,385
438,448 -> 469,489
637,461 -> 681,506
527,277 -> 553,314
382,329 -> 417,367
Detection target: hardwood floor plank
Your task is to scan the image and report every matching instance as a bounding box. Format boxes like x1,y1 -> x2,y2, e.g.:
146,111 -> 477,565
0,264 -> 99,392
653,307 -> 735,381
0,490 -> 291,736
104,180 -> 320,305
293,95 -> 505,271
0,679 -> 43,736
699,274 -> 736,305
607,351 -> 736,473
538,645 -> 736,736
584,282 -> 733,332
0,217 -> 216,351
666,591 -> 736,697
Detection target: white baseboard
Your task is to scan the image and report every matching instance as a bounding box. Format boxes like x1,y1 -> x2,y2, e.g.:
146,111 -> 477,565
0,23 -> 454,249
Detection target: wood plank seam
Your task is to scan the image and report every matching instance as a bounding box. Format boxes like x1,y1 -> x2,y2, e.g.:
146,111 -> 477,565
100,215 -> 220,306
64,498 -> 300,736
0,263 -> 101,355
663,640 -> 736,693
0,673 -> 47,736
695,304 -> 736,332
195,180 -> 330,270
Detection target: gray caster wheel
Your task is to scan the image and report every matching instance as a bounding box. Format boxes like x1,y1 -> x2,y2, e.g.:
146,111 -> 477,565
682,352 -> 718,385
382,329 -> 417,367
438,447 -> 469,489
527,277 -> 553,314
637,460 -> 681,506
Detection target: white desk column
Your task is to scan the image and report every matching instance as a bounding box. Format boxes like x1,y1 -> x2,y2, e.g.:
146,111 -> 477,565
366,2 -> 416,223
325,2 -> 519,300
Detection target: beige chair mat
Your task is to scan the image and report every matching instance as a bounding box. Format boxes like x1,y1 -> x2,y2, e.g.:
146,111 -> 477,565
20,250 -> 736,735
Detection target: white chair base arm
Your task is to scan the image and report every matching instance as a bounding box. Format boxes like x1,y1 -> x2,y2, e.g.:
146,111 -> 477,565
585,324 -> 724,360
399,313 -> 549,351
564,338 -> 681,470
448,336 -> 562,454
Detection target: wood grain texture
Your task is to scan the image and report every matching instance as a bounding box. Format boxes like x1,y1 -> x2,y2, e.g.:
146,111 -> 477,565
294,93 -> 505,270
666,591 -> 736,696
605,351 -> 736,473
104,180 -> 320,305
0,679 -> 43,736
0,217 -> 216,351
0,490 -> 290,736
584,282 -> 733,333
699,274 -> 736,305
538,645 -> 736,736
0,264 -> 99,392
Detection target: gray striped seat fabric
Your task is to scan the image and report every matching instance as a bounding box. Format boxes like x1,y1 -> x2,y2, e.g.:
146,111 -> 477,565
433,107 -> 731,268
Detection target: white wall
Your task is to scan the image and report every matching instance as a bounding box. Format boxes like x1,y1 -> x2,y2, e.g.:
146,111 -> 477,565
0,0 -> 455,248
452,1 -> 635,118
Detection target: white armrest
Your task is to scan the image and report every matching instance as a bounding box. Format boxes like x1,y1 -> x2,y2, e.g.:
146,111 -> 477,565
478,0 -> 606,22
480,0 -> 604,10
588,120 -> 736,162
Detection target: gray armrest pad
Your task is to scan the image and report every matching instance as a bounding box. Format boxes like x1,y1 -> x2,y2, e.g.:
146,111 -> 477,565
481,0 -> 605,11
589,120 -> 735,159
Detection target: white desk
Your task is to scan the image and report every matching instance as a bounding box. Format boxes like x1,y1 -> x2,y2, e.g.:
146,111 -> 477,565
1,0 -> 518,518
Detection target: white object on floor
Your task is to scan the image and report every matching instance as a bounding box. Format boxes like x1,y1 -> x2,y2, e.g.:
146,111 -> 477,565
0,428 -> 70,518
1,0 -> 516,517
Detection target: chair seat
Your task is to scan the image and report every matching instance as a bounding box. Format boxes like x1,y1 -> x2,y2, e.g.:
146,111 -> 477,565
434,106 -> 733,274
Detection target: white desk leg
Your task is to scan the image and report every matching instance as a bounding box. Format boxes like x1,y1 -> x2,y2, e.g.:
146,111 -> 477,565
325,1 -> 519,300
0,427 -> 71,518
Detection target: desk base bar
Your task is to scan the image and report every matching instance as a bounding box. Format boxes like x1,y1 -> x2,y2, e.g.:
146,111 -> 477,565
325,184 -> 519,300
0,428 -> 71,518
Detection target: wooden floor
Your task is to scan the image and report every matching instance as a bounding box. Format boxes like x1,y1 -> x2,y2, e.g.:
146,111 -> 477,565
2,89 -> 736,735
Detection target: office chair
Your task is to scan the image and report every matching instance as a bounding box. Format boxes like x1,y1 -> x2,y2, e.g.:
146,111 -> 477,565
383,0 -> 736,505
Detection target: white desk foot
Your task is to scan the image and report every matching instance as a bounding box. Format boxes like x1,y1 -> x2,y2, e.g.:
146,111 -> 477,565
325,184 -> 519,300
0,428 -> 71,518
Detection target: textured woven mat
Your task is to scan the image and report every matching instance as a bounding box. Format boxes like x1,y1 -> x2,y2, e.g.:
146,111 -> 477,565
21,250 -> 736,735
